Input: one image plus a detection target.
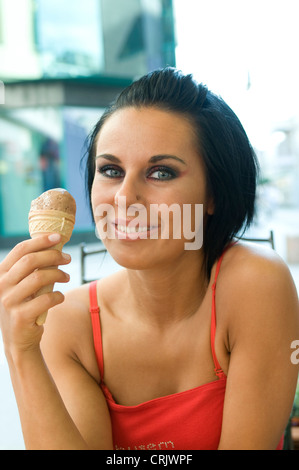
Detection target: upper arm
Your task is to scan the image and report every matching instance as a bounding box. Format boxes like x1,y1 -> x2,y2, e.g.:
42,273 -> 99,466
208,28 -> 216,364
218,250 -> 299,449
40,290 -> 113,450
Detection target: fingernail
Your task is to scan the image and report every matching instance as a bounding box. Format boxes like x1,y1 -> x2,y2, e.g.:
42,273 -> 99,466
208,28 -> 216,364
48,233 -> 61,242
62,252 -> 71,261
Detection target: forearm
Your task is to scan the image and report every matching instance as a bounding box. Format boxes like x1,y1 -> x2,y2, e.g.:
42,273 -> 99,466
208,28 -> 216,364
6,348 -> 88,450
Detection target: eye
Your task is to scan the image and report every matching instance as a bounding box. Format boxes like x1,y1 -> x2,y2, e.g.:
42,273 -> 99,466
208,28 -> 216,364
97,165 -> 124,178
147,166 -> 177,181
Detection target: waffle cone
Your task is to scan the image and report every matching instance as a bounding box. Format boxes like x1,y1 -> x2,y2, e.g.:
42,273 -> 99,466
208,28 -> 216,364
28,209 -> 75,243
28,209 -> 75,325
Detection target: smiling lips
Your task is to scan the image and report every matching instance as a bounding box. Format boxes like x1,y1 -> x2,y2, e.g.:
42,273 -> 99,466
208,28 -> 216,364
116,224 -> 152,234
111,219 -> 158,236
113,222 -> 157,234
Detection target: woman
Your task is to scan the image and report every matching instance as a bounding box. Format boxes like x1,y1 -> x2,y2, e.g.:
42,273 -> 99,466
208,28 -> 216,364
0,68 -> 298,450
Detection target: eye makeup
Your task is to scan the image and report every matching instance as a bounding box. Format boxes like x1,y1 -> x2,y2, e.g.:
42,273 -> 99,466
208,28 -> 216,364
97,164 -> 124,179
95,153 -> 187,181
96,164 -> 178,181
146,165 -> 178,181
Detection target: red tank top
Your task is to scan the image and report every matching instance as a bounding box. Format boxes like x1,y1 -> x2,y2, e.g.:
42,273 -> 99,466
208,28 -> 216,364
89,248 -> 284,450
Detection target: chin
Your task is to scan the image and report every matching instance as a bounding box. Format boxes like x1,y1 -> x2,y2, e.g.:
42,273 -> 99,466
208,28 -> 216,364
105,245 -> 157,270
102,238 -> 190,271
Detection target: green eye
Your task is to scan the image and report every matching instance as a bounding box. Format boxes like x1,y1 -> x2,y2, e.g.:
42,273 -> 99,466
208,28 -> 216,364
97,165 -> 124,178
148,166 -> 177,180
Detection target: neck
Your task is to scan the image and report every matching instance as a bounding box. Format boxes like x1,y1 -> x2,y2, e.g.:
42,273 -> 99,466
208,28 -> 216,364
125,251 -> 208,329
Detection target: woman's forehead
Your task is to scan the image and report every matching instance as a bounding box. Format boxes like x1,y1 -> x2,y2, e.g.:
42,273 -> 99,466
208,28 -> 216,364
95,107 -> 198,155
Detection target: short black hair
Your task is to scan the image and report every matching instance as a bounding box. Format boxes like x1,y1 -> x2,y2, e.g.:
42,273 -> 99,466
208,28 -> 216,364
83,67 -> 259,279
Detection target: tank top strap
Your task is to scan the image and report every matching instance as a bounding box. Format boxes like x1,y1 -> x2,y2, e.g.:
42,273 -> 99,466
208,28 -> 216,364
210,242 -> 237,379
89,280 -> 104,380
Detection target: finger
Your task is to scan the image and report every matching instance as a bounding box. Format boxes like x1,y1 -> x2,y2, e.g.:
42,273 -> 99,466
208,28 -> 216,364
4,268 -> 70,308
10,291 -> 65,327
5,248 -> 71,287
0,234 -> 63,273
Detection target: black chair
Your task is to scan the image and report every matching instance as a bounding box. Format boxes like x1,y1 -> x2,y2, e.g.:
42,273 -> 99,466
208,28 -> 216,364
80,242 -> 108,284
238,229 -> 275,250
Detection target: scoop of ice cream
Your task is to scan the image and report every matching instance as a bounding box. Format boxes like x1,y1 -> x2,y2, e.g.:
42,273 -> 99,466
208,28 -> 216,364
28,188 -> 76,243
30,188 -> 76,215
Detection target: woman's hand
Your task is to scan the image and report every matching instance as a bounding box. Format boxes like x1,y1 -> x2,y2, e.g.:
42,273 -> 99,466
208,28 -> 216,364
0,235 -> 112,450
0,233 -> 71,360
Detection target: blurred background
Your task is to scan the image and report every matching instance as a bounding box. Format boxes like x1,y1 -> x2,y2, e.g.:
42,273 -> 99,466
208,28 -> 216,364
0,0 -> 298,450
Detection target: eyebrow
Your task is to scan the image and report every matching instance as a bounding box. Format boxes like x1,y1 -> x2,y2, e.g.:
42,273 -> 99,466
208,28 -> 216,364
95,154 -> 187,166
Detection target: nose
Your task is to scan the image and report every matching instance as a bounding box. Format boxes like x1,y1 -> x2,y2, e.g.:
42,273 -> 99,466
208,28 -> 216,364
114,174 -> 142,208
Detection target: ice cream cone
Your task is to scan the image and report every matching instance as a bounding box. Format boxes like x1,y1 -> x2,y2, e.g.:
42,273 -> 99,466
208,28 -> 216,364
28,190 -> 76,325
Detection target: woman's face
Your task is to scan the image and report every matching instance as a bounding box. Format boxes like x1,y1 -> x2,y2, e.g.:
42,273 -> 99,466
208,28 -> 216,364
91,106 -> 213,270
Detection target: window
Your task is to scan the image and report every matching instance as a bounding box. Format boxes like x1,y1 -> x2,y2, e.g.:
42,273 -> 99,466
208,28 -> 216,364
34,0 -> 105,77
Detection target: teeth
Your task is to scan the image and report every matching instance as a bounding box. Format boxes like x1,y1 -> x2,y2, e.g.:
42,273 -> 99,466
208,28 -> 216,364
117,225 -> 151,234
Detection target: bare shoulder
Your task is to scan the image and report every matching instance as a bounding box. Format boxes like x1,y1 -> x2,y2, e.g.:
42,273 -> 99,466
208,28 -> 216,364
216,241 -> 299,348
45,282 -> 91,337
41,282 -> 96,373
41,270 -> 125,380
219,241 -> 298,297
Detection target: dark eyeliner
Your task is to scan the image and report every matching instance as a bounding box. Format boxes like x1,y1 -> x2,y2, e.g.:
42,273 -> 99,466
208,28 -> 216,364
147,165 -> 178,180
97,164 -> 124,178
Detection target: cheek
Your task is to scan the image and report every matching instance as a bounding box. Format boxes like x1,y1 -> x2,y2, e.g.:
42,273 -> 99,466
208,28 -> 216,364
90,180 -> 98,211
91,175 -> 113,205
91,180 -> 107,221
